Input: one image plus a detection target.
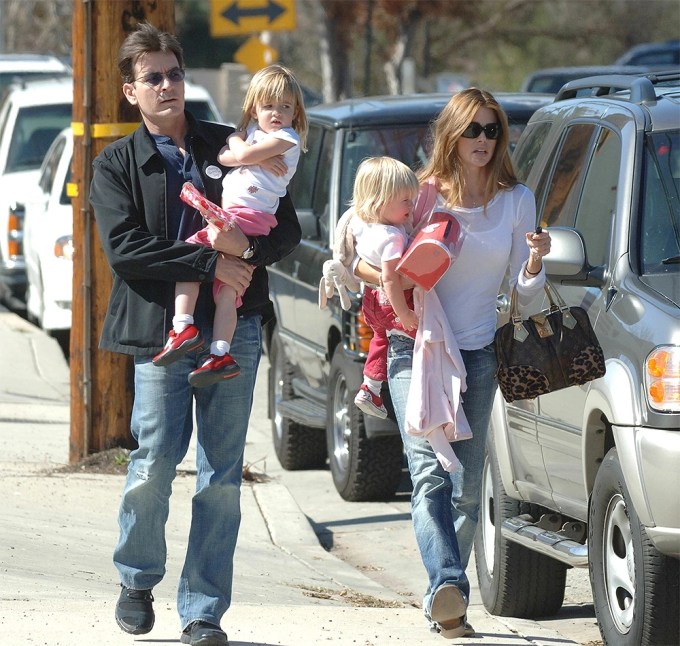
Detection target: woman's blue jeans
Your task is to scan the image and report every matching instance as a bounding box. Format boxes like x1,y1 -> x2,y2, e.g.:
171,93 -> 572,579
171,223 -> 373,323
387,334 -> 497,615
113,315 -> 262,629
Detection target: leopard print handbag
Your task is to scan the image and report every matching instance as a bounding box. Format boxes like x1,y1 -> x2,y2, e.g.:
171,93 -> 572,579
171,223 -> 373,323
494,281 -> 606,403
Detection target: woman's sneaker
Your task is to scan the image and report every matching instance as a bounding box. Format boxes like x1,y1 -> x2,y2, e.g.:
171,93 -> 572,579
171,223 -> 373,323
153,325 -> 203,366
353,384 -> 388,418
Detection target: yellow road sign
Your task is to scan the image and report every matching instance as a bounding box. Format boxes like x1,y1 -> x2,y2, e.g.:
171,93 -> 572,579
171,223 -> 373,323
211,0 -> 296,36
235,36 -> 278,73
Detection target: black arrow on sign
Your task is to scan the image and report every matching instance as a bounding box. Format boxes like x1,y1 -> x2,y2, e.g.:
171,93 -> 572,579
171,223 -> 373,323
222,0 -> 286,25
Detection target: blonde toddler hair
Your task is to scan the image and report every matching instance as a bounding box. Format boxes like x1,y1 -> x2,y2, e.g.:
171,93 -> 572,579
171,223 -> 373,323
238,64 -> 309,151
351,156 -> 419,224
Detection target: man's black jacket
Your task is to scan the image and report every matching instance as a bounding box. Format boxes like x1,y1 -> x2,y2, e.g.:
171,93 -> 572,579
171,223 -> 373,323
89,114 -> 300,355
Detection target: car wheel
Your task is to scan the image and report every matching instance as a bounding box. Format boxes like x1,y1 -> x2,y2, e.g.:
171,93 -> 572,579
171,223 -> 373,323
589,448 -> 679,646
268,330 -> 326,470
475,433 -> 567,617
326,349 -> 402,502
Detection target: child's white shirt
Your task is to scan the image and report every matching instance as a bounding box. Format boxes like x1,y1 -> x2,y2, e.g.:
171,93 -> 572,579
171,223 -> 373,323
222,126 -> 300,213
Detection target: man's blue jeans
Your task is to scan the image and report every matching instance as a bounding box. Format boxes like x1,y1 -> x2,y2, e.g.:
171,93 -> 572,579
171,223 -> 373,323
113,315 -> 262,629
387,334 -> 497,615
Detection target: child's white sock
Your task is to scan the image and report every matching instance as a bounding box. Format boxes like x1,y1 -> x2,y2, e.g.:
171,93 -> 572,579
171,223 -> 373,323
211,340 -> 230,357
173,314 -> 194,333
363,377 -> 382,396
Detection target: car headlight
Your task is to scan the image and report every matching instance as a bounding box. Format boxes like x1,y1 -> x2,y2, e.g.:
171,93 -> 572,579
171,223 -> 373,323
645,346 -> 680,413
54,235 -> 74,260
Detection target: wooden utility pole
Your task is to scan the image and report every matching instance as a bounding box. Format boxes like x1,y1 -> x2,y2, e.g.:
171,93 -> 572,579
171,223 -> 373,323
70,0 -> 175,463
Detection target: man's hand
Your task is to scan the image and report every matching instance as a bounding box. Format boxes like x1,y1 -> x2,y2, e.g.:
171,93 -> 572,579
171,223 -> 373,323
215,254 -> 254,294
207,222 -> 249,257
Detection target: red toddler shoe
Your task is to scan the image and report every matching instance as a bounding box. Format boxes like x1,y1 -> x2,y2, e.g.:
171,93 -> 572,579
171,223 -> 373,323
152,325 -> 203,367
188,353 -> 241,387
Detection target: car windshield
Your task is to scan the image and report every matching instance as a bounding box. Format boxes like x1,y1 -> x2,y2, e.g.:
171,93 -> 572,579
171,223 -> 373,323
186,99 -> 219,123
640,130 -> 680,273
339,125 -> 432,211
6,104 -> 72,173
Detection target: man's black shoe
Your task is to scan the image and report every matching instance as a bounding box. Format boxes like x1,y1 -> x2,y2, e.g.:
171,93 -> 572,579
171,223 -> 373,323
115,586 -> 154,635
180,620 -> 229,646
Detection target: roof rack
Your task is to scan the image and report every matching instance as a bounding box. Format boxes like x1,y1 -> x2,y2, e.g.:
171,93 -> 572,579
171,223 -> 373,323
555,71 -> 680,104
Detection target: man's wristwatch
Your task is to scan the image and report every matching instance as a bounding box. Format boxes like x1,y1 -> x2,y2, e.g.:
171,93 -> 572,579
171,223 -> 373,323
240,240 -> 255,260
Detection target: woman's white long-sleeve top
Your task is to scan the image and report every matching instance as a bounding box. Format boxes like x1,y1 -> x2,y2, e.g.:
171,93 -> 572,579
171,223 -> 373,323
433,184 -> 545,351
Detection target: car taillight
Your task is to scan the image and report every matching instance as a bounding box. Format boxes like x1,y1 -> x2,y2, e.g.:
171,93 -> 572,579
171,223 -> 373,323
645,346 -> 680,413
54,235 -> 74,260
356,309 -> 373,354
8,205 -> 24,258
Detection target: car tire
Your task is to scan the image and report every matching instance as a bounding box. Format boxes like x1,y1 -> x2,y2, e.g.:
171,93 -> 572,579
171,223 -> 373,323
589,448 -> 680,646
326,349 -> 402,502
475,434 -> 567,618
269,330 -> 326,470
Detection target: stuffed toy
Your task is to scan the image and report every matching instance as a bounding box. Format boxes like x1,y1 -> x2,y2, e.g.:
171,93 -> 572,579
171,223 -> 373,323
318,208 -> 360,311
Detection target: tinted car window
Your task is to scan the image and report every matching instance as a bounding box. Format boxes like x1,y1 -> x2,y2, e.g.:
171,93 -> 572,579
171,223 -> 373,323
6,104 -> 71,172
185,99 -> 219,123
289,123 -> 324,213
541,124 -> 597,228
338,125 -> 432,217
514,121 -> 552,182
575,127 -> 620,267
38,135 -> 66,195
314,131 -> 334,243
640,130 -> 680,273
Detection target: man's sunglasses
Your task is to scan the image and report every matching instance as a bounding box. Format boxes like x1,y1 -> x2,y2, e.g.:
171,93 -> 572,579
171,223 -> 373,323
133,67 -> 186,88
462,122 -> 501,140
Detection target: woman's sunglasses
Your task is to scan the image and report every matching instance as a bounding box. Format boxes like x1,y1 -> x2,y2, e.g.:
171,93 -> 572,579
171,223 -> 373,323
133,67 -> 186,88
462,122 -> 501,140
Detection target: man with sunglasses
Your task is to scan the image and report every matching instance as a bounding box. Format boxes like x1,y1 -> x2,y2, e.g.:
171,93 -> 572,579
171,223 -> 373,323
89,23 -> 300,646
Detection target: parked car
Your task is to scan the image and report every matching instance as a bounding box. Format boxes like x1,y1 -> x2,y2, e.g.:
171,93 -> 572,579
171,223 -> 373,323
475,71 -> 680,646
266,91 -> 553,502
0,53 -> 70,96
23,127 -> 73,333
615,39 -> 680,67
0,77 -> 72,308
2,78 -> 223,312
521,64 -> 650,94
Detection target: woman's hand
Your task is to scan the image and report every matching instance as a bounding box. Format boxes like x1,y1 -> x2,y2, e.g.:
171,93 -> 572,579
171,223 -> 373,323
524,228 -> 551,275
206,222 -> 249,257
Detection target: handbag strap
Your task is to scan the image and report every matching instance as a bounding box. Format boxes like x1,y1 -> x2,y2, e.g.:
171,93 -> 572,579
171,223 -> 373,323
509,279 -> 578,334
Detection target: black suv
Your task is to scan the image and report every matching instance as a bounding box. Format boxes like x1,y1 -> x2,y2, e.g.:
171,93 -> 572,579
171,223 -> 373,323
267,92 -> 552,501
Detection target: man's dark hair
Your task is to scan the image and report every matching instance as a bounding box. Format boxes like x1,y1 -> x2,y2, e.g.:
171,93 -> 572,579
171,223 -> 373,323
118,22 -> 184,83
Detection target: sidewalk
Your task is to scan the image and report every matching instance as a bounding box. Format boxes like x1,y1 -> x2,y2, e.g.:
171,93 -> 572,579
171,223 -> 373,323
0,308 -> 580,646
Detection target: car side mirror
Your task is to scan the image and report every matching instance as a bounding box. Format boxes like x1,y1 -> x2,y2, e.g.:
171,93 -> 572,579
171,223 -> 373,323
544,226 -> 605,286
